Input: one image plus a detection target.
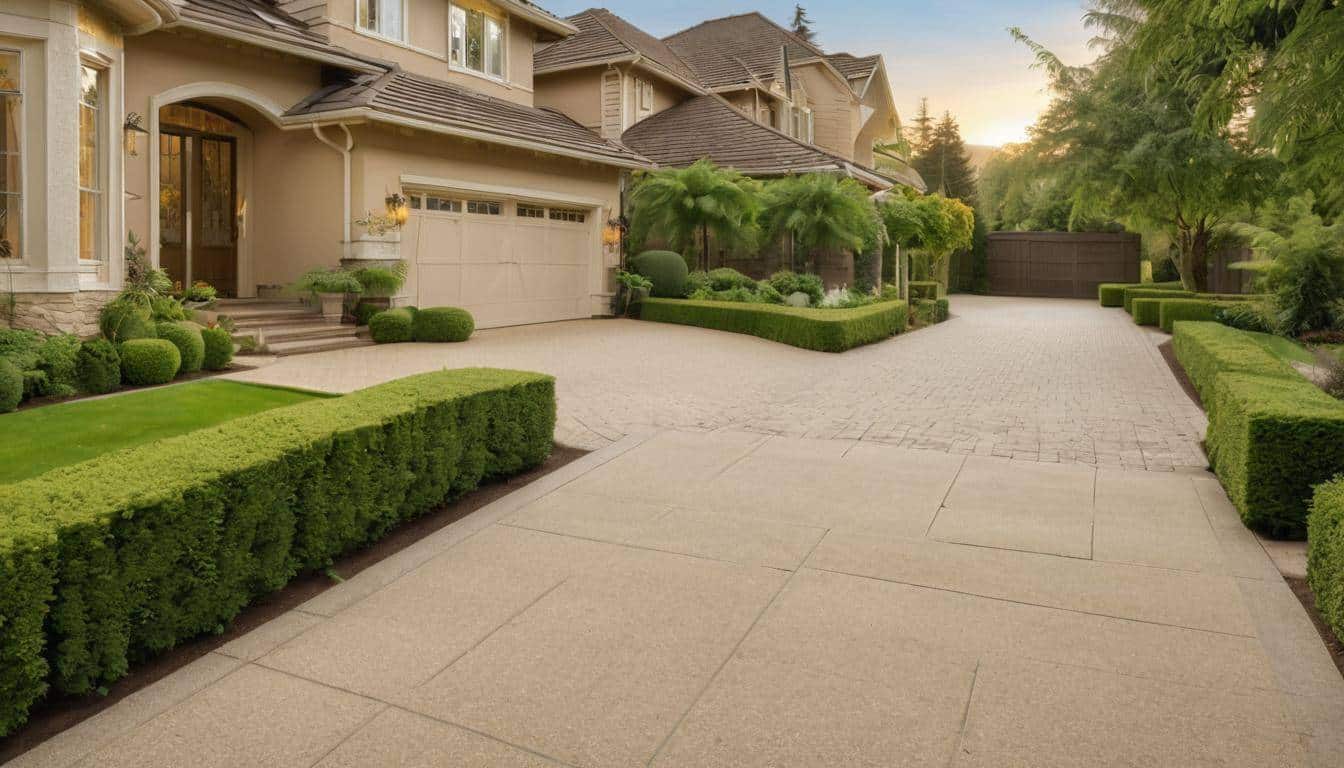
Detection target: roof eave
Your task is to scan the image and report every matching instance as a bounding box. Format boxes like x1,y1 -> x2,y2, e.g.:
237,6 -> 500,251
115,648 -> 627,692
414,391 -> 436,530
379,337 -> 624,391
95,0 -> 180,34
165,18 -> 388,74
498,0 -> 579,37
286,107 -> 655,170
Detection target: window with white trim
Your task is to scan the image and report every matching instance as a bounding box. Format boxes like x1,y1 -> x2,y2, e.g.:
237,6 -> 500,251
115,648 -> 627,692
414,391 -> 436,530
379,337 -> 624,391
0,50 -> 20,259
408,193 -> 462,212
548,208 -> 586,223
450,4 -> 505,78
466,199 -> 501,215
357,0 -> 404,41
517,203 -> 544,218
78,62 -> 104,262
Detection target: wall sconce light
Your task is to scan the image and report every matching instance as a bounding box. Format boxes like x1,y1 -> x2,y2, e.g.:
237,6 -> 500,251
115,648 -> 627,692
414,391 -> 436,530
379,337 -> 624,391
602,218 -> 625,248
123,112 -> 149,157
385,193 -> 410,227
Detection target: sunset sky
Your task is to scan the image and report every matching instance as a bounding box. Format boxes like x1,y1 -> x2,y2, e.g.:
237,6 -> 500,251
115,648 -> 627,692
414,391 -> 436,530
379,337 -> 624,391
542,0 -> 1097,147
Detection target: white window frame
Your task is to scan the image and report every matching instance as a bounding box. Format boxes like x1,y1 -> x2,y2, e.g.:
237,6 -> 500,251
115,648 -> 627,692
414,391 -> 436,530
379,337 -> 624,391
448,3 -> 507,82
356,0 -> 408,43
465,199 -> 502,215
0,46 -> 23,262
77,57 -> 105,264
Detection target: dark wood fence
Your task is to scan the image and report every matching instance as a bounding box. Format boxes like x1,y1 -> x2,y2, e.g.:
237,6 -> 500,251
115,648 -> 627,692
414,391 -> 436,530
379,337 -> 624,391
987,232 -> 1141,299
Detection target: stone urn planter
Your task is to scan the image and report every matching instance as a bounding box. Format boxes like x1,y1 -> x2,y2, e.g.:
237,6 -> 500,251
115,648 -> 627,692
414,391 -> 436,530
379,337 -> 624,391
316,291 -> 346,322
348,226 -> 401,262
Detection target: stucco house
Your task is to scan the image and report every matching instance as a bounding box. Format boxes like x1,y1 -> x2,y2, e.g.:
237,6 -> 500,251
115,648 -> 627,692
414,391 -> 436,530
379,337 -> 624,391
3,0 -> 651,337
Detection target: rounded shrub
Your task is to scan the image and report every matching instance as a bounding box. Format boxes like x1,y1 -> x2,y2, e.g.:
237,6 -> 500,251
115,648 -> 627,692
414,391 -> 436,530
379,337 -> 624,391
76,338 -> 121,395
707,267 -> 756,291
120,338 -> 181,386
413,307 -> 475,343
768,271 -> 824,306
155,321 -> 205,374
0,358 -> 21,413
369,308 -> 415,344
36,334 -> 81,397
201,327 -> 234,371
629,250 -> 690,298
99,300 -> 155,343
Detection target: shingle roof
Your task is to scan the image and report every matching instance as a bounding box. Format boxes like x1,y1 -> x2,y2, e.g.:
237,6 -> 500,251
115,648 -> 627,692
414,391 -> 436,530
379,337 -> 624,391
662,12 -> 826,90
175,0 -> 385,71
287,70 -> 652,167
826,53 -> 880,81
535,8 -> 700,87
620,94 -> 899,189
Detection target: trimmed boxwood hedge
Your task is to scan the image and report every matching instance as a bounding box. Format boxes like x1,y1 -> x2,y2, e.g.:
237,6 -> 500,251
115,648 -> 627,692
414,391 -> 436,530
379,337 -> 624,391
201,326 -> 234,371
1159,298 -> 1224,333
1171,321 -> 1297,402
119,338 -> 181,385
1131,297 -> 1165,326
1123,287 -> 1196,313
0,367 -> 555,736
640,298 -> 908,352
413,307 -> 475,342
1206,372 -> 1344,538
155,321 -> 206,373
370,308 -> 415,344
1098,281 -> 1183,307
0,357 -> 21,413
1308,477 -> 1344,641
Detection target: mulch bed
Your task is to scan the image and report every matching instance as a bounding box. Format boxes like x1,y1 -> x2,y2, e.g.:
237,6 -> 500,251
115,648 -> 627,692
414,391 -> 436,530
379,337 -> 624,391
13,361 -> 263,412
0,444 -> 588,763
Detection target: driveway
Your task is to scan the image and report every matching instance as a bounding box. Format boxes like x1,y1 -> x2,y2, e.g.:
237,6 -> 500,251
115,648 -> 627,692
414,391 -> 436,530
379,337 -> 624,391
229,296 -> 1209,470
10,297 -> 1343,767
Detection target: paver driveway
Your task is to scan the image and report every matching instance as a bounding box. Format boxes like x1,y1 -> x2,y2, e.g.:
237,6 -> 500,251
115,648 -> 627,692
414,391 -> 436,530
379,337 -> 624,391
9,297 -> 1344,767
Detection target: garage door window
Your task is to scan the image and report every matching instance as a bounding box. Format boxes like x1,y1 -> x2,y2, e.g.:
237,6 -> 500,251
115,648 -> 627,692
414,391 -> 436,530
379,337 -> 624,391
517,203 -> 545,219
466,200 -> 501,215
409,193 -> 462,213
548,208 -> 586,223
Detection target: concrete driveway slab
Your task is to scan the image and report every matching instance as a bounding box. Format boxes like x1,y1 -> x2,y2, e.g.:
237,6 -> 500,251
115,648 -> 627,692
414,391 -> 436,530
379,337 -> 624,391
928,456 -> 1096,557
313,707 -> 563,768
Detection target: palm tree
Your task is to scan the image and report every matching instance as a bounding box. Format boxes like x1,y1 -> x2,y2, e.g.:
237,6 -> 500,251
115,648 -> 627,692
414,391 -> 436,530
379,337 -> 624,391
760,174 -> 881,276
627,159 -> 761,271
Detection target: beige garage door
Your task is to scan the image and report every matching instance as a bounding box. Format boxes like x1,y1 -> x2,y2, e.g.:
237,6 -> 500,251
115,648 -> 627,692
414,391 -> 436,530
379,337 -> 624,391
403,191 -> 598,328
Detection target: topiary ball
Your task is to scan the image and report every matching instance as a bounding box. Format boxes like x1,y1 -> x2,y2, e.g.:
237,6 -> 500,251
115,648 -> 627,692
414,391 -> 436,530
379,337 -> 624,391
629,251 -> 690,298
369,308 -> 415,344
0,358 -> 21,413
155,321 -> 205,374
120,338 -> 181,386
76,338 -> 121,394
201,327 -> 234,371
99,300 -> 156,343
412,307 -> 475,343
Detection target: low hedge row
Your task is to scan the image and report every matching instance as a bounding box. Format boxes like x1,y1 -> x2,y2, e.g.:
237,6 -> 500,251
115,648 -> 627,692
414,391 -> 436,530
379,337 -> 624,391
1308,477 -> 1344,641
1098,281 -> 1182,307
908,281 -> 941,300
1173,322 -> 1344,537
640,298 -> 909,352
1122,287 -> 1195,313
0,368 -> 556,736
1159,298 -> 1223,333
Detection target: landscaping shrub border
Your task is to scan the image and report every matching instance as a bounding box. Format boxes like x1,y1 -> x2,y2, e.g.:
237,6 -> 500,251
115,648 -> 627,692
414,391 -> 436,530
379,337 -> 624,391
908,281 -> 941,300
0,368 -> 555,736
640,298 -> 908,352
1098,281 -> 1182,307
1123,287 -> 1195,313
1308,477 -> 1344,642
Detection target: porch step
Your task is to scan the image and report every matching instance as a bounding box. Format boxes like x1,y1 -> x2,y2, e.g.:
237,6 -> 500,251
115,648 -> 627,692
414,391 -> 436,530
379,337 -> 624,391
266,336 -> 375,357
251,322 -> 359,344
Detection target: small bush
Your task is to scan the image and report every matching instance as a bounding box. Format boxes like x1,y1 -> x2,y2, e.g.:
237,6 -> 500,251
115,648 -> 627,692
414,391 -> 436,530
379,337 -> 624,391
413,307 -> 475,343
684,270 -> 711,296
76,339 -> 121,394
369,308 -> 414,344
35,334 -> 80,397
768,271 -> 824,306
1159,299 -> 1223,333
1308,477 -> 1344,641
935,298 -> 950,322
756,282 -> 784,304
1172,322 -> 1298,402
353,301 -> 386,327
201,327 -> 234,371
99,300 -> 156,343
908,281 -> 941,301
155,321 -> 206,374
707,268 -> 756,291
640,298 -> 908,352
119,338 -> 181,385
149,295 -> 188,322
629,251 -> 690,298
1124,287 -> 1195,313
0,358 -> 20,413
913,298 -> 950,325
0,328 -> 42,372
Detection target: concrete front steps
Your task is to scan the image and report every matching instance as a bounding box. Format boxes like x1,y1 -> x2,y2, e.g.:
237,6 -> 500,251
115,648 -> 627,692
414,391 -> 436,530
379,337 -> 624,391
216,299 -> 373,357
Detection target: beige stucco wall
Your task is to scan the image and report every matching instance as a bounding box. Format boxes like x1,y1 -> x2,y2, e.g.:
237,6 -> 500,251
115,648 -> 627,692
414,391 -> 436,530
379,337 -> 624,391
534,66 -> 602,131
795,63 -> 857,161
314,0 -> 539,105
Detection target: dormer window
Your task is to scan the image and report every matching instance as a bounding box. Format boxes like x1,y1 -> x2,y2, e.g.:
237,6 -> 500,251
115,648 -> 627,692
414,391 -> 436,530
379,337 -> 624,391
450,4 -> 505,79
357,0 -> 404,41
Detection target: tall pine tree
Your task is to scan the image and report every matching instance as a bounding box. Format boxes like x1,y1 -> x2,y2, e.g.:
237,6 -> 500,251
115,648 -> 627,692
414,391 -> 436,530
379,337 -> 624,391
910,107 -> 977,204
907,98 -> 935,159
790,6 -> 814,43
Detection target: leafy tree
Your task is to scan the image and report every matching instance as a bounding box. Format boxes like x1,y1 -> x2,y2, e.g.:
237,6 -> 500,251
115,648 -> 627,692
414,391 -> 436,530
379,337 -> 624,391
627,159 -> 761,271
790,5 -> 815,43
1230,193 -> 1344,335
761,174 -> 881,275
878,192 -> 975,289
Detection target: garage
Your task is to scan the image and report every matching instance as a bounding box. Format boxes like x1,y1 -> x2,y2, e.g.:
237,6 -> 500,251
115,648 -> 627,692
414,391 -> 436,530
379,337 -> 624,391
402,186 -> 602,329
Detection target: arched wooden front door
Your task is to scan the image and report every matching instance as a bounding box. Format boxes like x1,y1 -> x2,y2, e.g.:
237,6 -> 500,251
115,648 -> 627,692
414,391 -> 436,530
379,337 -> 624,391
157,103 -> 240,297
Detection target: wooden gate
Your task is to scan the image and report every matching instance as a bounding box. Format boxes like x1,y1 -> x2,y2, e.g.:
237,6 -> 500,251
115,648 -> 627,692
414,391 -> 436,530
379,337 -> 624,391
988,232 -> 1140,299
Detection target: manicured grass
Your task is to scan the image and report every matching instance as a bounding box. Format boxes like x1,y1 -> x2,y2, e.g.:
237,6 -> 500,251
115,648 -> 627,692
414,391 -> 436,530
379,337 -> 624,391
0,380 -> 325,485
1246,331 -> 1317,365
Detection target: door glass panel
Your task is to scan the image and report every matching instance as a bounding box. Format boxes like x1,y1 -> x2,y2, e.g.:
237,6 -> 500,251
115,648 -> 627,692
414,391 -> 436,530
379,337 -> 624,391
200,138 -> 233,248
78,64 -> 101,262
158,134 -> 183,245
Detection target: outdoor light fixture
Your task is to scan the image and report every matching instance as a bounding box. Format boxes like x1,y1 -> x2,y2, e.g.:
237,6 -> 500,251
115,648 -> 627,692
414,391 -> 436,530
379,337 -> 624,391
385,193 -> 410,227
602,218 -> 624,247
123,112 -> 149,157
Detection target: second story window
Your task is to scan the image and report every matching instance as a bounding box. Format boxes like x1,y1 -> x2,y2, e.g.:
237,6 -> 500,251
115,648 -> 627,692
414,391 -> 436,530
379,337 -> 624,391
358,0 -> 404,41
450,4 -> 505,79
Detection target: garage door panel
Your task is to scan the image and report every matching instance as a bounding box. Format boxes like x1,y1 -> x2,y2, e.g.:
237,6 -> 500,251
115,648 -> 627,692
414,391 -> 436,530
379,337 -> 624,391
511,225 -> 549,265
460,263 -> 517,303
417,264 -> 462,307
415,218 -> 464,264
462,219 -> 511,257
519,264 -> 586,300
549,228 -> 591,265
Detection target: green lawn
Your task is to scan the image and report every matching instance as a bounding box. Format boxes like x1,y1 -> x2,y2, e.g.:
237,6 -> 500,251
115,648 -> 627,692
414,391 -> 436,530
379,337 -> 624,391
1245,331 -> 1344,366
0,380 -> 326,485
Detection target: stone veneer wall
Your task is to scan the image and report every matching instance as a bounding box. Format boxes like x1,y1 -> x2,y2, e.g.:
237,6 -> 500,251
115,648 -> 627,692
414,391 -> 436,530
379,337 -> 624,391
7,291 -> 116,337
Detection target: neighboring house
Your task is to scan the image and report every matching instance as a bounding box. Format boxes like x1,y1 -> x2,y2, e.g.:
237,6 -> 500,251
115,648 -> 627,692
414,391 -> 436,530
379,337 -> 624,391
3,0 -> 651,336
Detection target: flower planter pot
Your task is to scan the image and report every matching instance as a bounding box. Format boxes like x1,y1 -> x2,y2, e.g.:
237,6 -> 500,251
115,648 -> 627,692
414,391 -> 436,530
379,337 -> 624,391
316,292 -> 346,323
348,227 -> 401,262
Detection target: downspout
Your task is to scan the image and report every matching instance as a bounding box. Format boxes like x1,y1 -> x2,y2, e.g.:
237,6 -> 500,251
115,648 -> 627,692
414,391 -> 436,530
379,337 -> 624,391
312,123 -> 354,261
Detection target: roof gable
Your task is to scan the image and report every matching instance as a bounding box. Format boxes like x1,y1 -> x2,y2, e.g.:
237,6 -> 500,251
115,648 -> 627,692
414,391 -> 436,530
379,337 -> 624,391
535,8 -> 701,88
662,12 -> 827,90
